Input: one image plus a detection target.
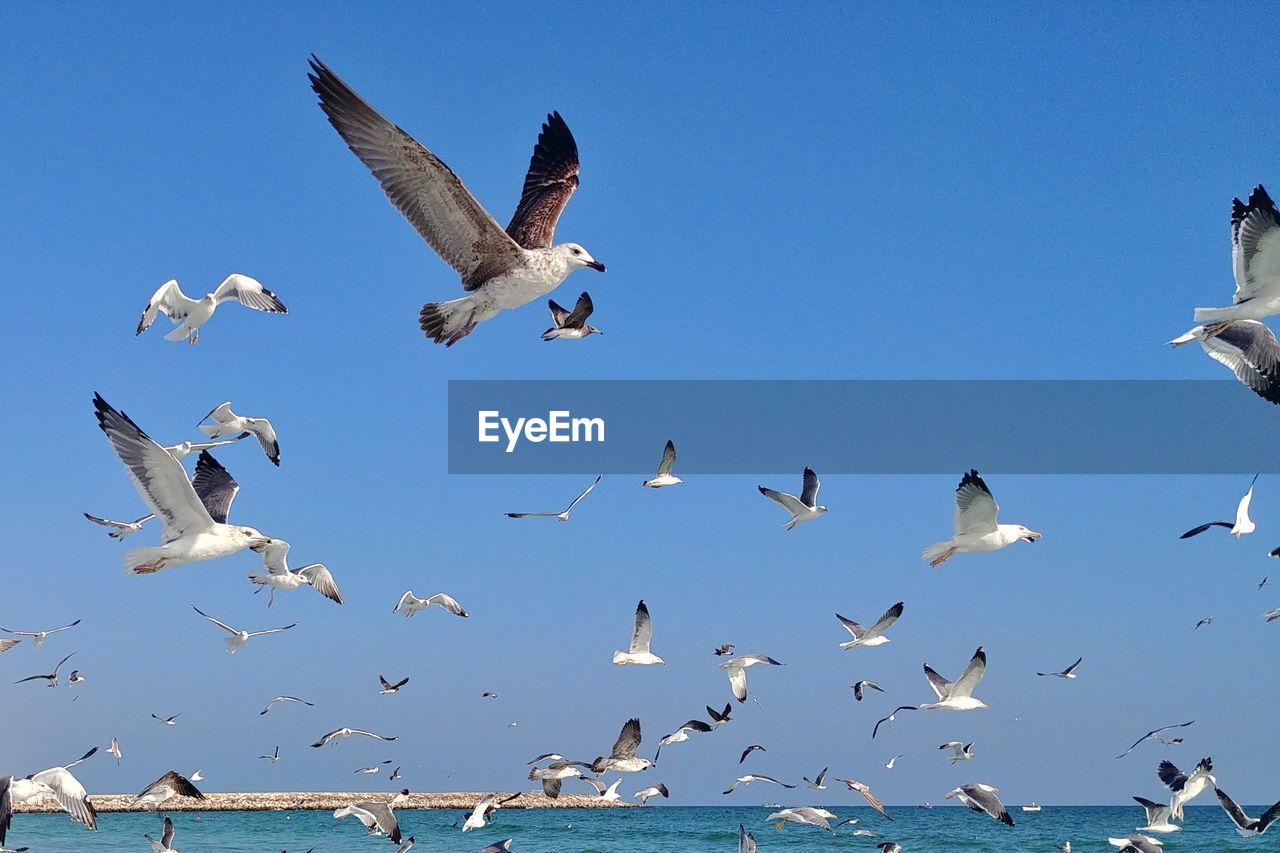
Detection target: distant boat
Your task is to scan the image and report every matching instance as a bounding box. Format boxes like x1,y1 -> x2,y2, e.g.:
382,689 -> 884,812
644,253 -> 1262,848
1021,802 -> 1042,812
919,802 -> 933,809
762,803 -> 782,808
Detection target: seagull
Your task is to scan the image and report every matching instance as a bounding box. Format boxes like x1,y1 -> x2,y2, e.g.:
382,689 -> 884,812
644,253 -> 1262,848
66,670 -> 85,686
379,676 -> 410,695
463,793 -> 520,832
723,774 -> 795,795
872,706 -> 918,739
707,703 -> 733,726
803,767 -> 828,790
542,292 -> 602,340
1108,834 -> 1164,853
758,467 -> 827,530
578,777 -> 622,802
720,654 -> 783,703
1215,787 -> 1280,837
94,395 -> 271,575
151,714 -> 180,726
836,602 -> 903,650
1180,474 -> 1257,539
1115,721 -> 1195,759
6,748 -> 98,832
919,647 -> 988,711
853,680 -> 886,702
767,807 -> 833,832
1260,576 -> 1271,588
884,755 -> 903,770
247,539 -> 343,607
1133,796 -> 1180,833
1,620 -> 80,650
144,816 -> 177,853
1194,616 -> 1214,630
1159,757 -> 1215,819
191,605 -> 295,655
834,778 -> 892,820
1192,184 -> 1280,324
1169,320 -> 1280,404
654,720 -> 711,762
1266,607 -> 1280,623
355,761 -> 392,775
642,441 -> 681,488
107,739 -> 122,764
505,475 -> 601,521
940,741 -> 975,763
527,753 -> 568,765
0,640 -> 17,656
477,841 -> 509,853
922,470 -> 1040,566
739,824 -> 757,853
613,599 -> 664,665
189,770 -> 203,782
259,696 -> 314,716
483,692 -> 499,699
137,275 -> 285,344
308,57 -> 605,346
259,747 -> 281,764
133,771 -> 205,810
590,718 -> 651,774
1037,656 -> 1083,678
310,728 -> 398,748
393,591 -> 469,618
197,402 -> 280,466
333,801 -> 401,844
160,434 -> 251,461
739,745 -> 766,764
13,653 -> 74,687
634,783 -> 669,805
389,767 -> 402,782
877,845 -> 903,853
947,783 -> 1014,826
83,513 -> 154,540
714,643 -> 735,657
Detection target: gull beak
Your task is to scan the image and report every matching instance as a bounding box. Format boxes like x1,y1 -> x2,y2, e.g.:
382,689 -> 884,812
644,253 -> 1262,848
587,260 -> 606,272
249,537 -> 273,552
1023,531 -> 1042,543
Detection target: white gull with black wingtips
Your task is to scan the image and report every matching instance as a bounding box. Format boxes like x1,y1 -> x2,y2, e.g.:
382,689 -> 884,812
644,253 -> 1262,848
190,605 -> 295,655
0,620 -> 80,650
1215,786 -> 1280,837
1193,185 -> 1280,323
837,602 -> 903,650
1159,757 -> 1214,820
1170,319 -> 1280,404
1179,475 -> 1257,540
613,599 -> 664,665
505,474 -> 601,521
923,470 -> 1039,566
919,647 -> 988,711
136,274 -> 286,345
393,590 -> 468,618
947,783 -> 1013,826
758,467 -> 827,530
197,403 -> 280,466
720,654 -> 783,703
310,727 -> 398,748
248,538 -> 343,607
643,440 -> 681,488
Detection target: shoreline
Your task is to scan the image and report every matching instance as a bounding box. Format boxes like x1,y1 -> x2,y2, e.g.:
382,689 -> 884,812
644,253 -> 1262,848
16,791 -> 633,814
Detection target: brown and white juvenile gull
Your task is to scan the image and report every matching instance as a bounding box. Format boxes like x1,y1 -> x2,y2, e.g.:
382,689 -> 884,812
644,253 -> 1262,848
308,57 -> 605,347
758,467 -> 827,530
542,292 -> 602,341
527,762 -> 586,799
947,783 -> 1013,826
1192,185 -> 1280,324
505,475 -> 601,521
613,599 -> 664,665
197,402 -> 280,466
190,605 -> 295,655
720,654 -> 783,703
248,538 -> 343,606
836,602 -> 903,650
132,771 -> 205,810
591,718 -> 652,774
137,274 -> 286,345
922,470 -> 1040,566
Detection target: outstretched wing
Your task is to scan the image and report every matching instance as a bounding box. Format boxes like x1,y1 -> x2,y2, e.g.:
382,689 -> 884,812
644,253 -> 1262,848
211,274 -> 287,313
506,111 -> 581,249
137,280 -> 197,335
564,292 -> 594,327
953,469 -> 999,535
610,718 -> 642,759
629,599 -> 653,655
799,467 -> 821,507
191,451 -> 239,524
951,647 -> 987,698
1231,184 -> 1280,304
656,440 -> 677,477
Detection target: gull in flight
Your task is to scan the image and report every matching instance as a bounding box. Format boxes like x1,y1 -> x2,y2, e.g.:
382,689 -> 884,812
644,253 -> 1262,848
1037,656 -> 1083,679
578,777 -> 622,802
189,770 -> 203,783
707,704 -> 733,726
948,783 -> 1013,826
940,741 -> 976,763
872,706 -> 918,739
714,643 -> 735,657
1266,607 -> 1280,623
919,647 -> 988,711
542,292 -> 602,340
137,274 -> 286,345
259,747 -> 281,764
591,718 -> 652,774
67,670 -> 85,686
144,816 -> 177,853
613,599 -> 665,665
5,748 -> 98,833
767,807 -> 834,832
1180,474 -> 1257,539
1260,576 -> 1271,588
1169,320 -> 1280,404
1194,616 -> 1214,631
1215,786 -> 1280,837
1108,834 -> 1164,853
634,783 -> 669,805
923,470 -> 1040,566
1,620 -> 80,650
0,640 -> 19,656
463,793 -> 520,832
355,761 -> 393,775
720,654 -> 783,704
379,675 -> 410,695
13,653 -> 75,688
310,727 -> 397,748
161,433 -> 251,461
739,745 -> 766,763
1115,721 -> 1195,759
803,767 -> 828,790
133,771 -> 205,810
642,441 -> 681,488
758,467 -> 827,530
884,755 -> 903,770
393,591 -> 469,618
94,395 -> 270,574
107,739 -> 121,764
1133,796 -> 1180,833
853,680 -> 885,701
197,402 -> 280,466
333,801 -> 401,844
654,720 -> 711,762
723,774 -> 795,795
1159,757 -> 1215,819
151,714 -> 180,726
837,602 -> 903,650
505,475 -> 601,521
248,539 -> 343,607
83,512 -> 154,540
1192,184 -> 1280,324
308,57 -> 605,346
834,778 -> 892,820
191,606 -> 295,655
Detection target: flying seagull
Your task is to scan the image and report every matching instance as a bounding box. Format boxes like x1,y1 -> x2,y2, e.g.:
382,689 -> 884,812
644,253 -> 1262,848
482,691 -> 499,699
333,800 -> 401,844
197,402 -> 280,466
259,746 -> 281,764
1133,796 -> 1180,833
1108,834 -> 1165,853
767,807 -> 834,832
354,761 -> 393,775
1180,474 -> 1257,539
462,793 -> 520,832
872,706 -> 918,739
151,714 -> 180,726
308,57 -> 605,347
132,771 -> 205,810
920,647 -> 988,711
714,643 -> 735,657
1,620 -> 80,650
66,670 -> 84,686
1037,656 -> 1083,678
803,767 -> 828,789
613,599 -> 664,665
107,739 -> 121,764
1192,184 -> 1280,324
836,602 -> 903,650
542,292 -> 602,340
191,605 -> 295,655
311,727 -> 398,748
923,470 -> 1040,566
1260,575 -> 1271,588
137,274 -> 286,345
1169,320 -> 1280,404
83,512 -> 153,541
948,783 -> 1013,826
505,474 -> 601,521
94,395 -> 270,575
642,440 -> 681,488
758,467 -> 827,530
654,720 -> 711,762
144,816 -> 177,853
13,653 -> 75,687
877,845 -> 903,853
0,640 -> 19,656
1266,607 -> 1280,623
591,718 -> 652,774
884,754 -> 903,770
835,778 -> 892,820
379,676 -> 410,695
393,590 -> 469,618
1115,721 -> 1195,759
1194,616 -> 1214,630
578,777 -> 622,802
739,745 -> 766,764
720,654 -> 783,704
160,434 -> 251,461
6,748 -> 99,833
189,770 -> 203,783
722,774 -> 795,795
1215,786 -> 1280,837
634,783 -> 669,805
707,703 -> 733,725
940,741 -> 975,763
1159,757 -> 1215,819
853,680 -> 885,702
248,538 -> 343,607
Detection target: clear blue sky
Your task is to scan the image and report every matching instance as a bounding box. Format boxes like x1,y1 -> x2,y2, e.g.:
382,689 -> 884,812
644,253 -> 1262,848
2,3 -> 1278,809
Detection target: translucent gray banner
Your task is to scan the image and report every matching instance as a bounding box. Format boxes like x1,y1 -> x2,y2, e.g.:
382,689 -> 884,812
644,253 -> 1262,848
447,380 -> 1277,474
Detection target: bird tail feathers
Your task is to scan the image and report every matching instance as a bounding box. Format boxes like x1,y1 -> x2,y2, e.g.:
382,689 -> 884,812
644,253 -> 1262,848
123,546 -> 167,575
420,295 -> 481,347
921,540 -> 956,567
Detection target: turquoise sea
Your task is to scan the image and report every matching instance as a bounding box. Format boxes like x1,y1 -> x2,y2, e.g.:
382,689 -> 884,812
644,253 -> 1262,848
5,805 -> 1266,851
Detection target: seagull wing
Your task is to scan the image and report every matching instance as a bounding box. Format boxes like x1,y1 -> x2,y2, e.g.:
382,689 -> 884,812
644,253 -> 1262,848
872,706 -> 917,739
0,776 -> 10,846
211,274 -> 287,313
953,470 -> 1000,535
30,766 -> 97,830
863,602 -> 904,640
394,591 -> 422,613
656,440 -> 677,477
836,613 -> 866,640
1237,475 -> 1258,527
1200,320 -> 1280,403
161,816 -> 175,848
505,511 -> 560,518
1157,761 -> 1188,792
960,784 -> 1012,825
506,111 -> 581,250
724,663 -> 748,702
758,487 -> 806,515
1062,656 -> 1083,676
308,57 -> 525,291
258,539 -> 292,575
610,718 -> 642,759
547,299 -> 571,328
190,451 -> 239,524
564,474 -> 602,513
425,593 -> 469,617
858,784 -> 891,820
243,419 -> 280,466
799,467 -> 821,507
923,664 -> 953,699
245,624 -> 297,638
137,280 -> 197,335
951,647 -> 987,698
563,291 -> 594,328
191,606 -> 239,636
629,599 -> 653,655
298,564 -> 344,605
1214,787 -> 1252,830
1230,185 -> 1280,305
